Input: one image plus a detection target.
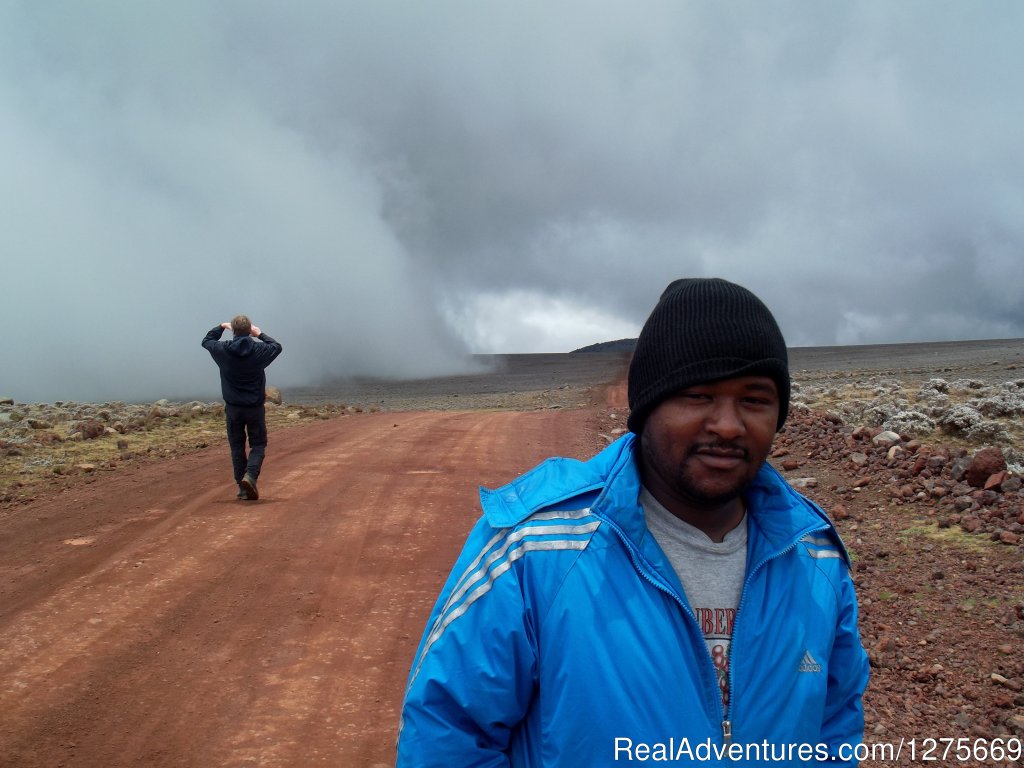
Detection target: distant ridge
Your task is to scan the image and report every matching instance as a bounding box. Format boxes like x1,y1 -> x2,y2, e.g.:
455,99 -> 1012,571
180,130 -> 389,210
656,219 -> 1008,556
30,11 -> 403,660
571,338 -> 637,354
570,336 -> 1023,361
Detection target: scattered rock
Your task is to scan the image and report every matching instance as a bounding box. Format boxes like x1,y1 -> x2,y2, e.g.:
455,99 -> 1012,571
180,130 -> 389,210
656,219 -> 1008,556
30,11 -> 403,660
960,515 -> 982,533
950,457 -> 971,482
872,431 -> 903,448
72,420 -> 105,440
984,470 -> 1008,491
966,447 -> 1007,488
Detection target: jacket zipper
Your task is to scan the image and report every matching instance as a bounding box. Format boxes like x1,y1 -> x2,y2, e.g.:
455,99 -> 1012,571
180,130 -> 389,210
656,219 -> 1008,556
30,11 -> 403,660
602,511 -> 832,747
723,522 -> 830,744
599,516 -> 730,744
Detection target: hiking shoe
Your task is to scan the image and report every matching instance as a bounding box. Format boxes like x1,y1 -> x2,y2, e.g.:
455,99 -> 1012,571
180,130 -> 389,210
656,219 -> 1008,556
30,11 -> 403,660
241,473 -> 259,500
236,487 -> 247,500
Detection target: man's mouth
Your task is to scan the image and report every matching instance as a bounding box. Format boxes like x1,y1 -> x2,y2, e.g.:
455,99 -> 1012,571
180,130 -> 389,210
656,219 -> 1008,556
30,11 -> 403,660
691,444 -> 748,469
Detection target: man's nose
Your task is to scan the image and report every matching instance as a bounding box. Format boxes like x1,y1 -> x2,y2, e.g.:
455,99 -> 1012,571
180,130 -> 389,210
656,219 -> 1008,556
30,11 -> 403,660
705,399 -> 745,438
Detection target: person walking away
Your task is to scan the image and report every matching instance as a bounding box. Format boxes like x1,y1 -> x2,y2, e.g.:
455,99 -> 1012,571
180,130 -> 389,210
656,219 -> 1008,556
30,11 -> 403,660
202,315 -> 282,500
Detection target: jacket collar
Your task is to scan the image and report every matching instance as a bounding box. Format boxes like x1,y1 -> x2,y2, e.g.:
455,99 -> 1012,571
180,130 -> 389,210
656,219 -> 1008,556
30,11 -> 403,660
480,432 -> 837,568
592,434 -> 834,569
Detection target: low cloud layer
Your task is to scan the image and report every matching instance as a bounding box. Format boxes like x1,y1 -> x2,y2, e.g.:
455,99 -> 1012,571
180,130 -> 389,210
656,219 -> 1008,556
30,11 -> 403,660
2,2 -> 1022,403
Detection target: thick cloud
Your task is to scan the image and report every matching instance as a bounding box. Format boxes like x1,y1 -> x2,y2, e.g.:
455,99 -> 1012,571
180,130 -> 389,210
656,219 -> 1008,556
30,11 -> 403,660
1,1 -> 1022,402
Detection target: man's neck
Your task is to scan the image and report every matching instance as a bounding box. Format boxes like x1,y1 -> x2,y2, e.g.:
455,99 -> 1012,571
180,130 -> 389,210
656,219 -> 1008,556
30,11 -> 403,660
643,488 -> 746,543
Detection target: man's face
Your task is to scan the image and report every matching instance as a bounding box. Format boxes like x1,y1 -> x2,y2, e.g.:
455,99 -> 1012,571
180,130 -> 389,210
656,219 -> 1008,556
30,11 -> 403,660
639,376 -> 780,514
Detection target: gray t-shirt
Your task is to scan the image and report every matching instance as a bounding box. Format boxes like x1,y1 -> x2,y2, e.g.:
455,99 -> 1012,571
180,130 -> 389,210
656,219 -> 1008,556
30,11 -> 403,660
640,486 -> 747,711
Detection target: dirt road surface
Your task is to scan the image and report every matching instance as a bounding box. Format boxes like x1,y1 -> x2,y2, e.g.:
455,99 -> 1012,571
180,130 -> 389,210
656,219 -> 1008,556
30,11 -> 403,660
0,404 -> 607,767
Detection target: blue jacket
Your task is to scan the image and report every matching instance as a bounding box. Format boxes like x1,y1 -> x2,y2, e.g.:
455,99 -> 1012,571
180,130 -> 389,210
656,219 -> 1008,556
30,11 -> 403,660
398,434 -> 869,767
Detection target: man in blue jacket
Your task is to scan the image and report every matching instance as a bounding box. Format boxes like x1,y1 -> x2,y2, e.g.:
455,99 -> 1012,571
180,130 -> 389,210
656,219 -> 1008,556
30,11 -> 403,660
397,278 -> 869,767
202,315 -> 283,500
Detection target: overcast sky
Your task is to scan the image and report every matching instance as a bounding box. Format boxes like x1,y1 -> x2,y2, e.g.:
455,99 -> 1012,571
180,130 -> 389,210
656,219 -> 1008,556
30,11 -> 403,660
2,1 -> 1022,403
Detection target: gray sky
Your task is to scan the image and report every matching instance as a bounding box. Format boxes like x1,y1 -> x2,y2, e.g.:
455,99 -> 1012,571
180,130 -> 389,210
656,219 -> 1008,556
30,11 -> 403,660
2,1 -> 1022,403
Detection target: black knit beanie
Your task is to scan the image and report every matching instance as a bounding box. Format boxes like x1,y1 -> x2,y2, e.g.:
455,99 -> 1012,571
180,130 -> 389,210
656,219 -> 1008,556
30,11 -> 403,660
627,278 -> 790,434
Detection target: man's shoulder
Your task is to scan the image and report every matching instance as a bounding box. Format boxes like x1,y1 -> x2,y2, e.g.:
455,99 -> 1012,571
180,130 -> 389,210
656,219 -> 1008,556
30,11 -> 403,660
203,338 -> 227,356
750,464 -> 853,569
479,434 -> 637,528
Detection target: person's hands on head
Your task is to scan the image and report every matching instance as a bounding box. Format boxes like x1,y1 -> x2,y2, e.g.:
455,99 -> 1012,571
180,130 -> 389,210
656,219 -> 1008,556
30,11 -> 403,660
220,322 -> 232,331
250,325 -> 261,337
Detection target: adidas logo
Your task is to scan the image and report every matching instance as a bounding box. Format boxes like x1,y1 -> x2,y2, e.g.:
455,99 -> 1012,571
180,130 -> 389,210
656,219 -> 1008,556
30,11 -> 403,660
798,650 -> 822,673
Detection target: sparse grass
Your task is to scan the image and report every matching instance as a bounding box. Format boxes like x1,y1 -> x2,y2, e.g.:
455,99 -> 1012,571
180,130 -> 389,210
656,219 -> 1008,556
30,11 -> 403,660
0,404 -> 350,505
897,521 -> 1000,554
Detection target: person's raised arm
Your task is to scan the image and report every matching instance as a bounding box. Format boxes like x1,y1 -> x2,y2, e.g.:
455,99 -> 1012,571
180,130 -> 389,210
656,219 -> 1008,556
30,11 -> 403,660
202,323 -> 228,350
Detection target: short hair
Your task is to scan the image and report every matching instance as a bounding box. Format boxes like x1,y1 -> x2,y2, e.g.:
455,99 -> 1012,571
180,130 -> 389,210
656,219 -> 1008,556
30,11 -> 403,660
231,315 -> 252,336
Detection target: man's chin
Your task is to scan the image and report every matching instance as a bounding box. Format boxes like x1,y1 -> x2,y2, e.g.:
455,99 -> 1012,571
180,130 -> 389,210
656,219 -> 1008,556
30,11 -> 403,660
677,472 -> 752,509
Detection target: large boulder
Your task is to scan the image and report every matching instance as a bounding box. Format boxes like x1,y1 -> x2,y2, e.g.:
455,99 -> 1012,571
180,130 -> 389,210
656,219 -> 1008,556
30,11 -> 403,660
965,447 -> 1007,488
72,420 -> 106,440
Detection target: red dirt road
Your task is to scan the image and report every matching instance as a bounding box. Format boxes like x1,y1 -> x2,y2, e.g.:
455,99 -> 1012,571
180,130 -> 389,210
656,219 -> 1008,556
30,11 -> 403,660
0,405 -> 605,767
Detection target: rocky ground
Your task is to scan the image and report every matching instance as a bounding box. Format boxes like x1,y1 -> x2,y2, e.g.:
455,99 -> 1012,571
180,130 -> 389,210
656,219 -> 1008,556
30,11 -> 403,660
589,352 -> 1024,765
775,370 -> 1024,764
0,393 -> 358,505
2,341 -> 1023,764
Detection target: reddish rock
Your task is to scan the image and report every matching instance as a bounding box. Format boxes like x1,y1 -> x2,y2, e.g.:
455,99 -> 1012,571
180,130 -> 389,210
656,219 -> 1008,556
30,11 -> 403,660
781,459 -> 801,471
74,420 -> 105,440
960,516 -> 983,533
998,531 -> 1020,545
853,476 -> 872,488
966,447 -> 1007,488
875,635 -> 897,653
985,471 -> 1008,491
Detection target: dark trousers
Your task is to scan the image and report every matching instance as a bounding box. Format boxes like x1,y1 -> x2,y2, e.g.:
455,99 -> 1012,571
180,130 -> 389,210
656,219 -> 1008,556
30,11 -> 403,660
225,403 -> 268,485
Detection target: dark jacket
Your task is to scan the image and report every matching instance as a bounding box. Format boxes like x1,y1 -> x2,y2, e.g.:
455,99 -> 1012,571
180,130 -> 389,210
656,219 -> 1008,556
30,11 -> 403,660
202,326 -> 283,406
